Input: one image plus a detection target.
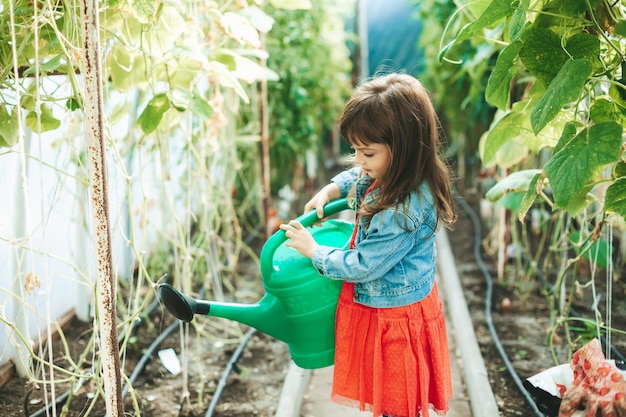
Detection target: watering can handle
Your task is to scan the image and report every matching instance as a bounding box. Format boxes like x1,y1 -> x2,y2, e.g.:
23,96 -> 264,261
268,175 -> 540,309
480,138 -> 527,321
260,197 -> 351,280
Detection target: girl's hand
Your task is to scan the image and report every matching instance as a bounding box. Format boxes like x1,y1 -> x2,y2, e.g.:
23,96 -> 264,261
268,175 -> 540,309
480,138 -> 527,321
304,193 -> 329,222
279,220 -> 318,259
304,183 -> 341,224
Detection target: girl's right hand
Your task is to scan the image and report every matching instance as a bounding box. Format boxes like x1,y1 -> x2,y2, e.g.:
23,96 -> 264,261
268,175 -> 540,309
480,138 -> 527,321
304,192 -> 330,221
303,182 -> 341,223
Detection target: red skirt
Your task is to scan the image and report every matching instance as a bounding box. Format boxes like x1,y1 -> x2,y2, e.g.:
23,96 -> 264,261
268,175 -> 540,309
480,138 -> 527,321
331,281 -> 452,417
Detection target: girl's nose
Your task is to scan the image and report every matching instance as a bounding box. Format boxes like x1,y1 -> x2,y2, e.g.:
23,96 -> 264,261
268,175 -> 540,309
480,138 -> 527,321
354,151 -> 363,165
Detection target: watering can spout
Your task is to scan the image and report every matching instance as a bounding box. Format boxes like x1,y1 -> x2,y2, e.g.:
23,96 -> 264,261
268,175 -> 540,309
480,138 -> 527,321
157,283 -> 294,343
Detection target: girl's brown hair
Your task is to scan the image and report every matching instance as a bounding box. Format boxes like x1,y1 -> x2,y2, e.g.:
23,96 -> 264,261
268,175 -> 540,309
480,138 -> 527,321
338,73 -> 456,229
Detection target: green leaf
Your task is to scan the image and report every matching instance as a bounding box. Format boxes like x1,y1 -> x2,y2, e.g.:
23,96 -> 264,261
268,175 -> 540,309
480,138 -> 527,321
486,41 -> 521,110
208,61 -> 250,103
458,0 -> 519,41
613,161 -> 626,179
589,98 -> 618,124
189,94 -> 214,120
508,2 -> 528,41
482,111 -> 525,165
614,21 -> 626,37
569,231 -> 609,269
25,104 -> 61,133
485,169 -> 543,202
544,121 -> 623,208
519,171 -> 543,222
138,93 -> 171,134
107,44 -> 149,92
0,105 -> 19,147
23,54 -> 63,76
565,33 -> 601,71
240,6 -> 275,33
214,50 -> 237,72
519,27 -> 567,85
130,0 -> 160,24
219,12 -> 261,48
496,192 -> 524,211
605,177 -> 626,220
552,122 -> 577,154
519,28 -> 600,86
530,59 -> 593,134
66,97 -> 81,111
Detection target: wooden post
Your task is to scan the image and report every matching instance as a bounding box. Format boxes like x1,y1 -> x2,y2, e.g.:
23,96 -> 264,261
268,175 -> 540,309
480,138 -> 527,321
259,34 -> 271,240
80,0 -> 124,415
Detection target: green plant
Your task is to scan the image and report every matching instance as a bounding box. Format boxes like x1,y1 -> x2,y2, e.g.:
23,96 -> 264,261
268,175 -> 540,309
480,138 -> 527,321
264,0 -> 353,194
417,0 -> 626,362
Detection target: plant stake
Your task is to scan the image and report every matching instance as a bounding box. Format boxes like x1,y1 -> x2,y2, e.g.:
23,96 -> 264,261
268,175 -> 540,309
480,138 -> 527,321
80,0 -> 124,415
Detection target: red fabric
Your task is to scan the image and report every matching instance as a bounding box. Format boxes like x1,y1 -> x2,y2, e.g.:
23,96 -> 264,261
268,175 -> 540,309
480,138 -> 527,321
331,282 -> 452,417
331,192 -> 452,416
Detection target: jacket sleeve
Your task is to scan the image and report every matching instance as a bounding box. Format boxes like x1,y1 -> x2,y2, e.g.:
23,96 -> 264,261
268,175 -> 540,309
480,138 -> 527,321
311,210 -> 417,282
330,167 -> 360,197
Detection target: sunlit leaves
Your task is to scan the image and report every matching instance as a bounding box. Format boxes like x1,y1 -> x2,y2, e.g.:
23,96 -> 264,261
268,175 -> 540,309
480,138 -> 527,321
481,102 -> 572,168
485,169 -> 542,202
0,105 -> 19,147
519,28 -> 600,86
129,0 -> 160,24
457,0 -> 519,42
530,59 -> 593,134
480,113 -> 528,168
519,171 -> 544,222
138,94 -> 170,134
107,44 -> 149,92
25,104 -> 61,133
485,41 -> 521,110
544,121 -> 623,209
212,10 -> 262,48
605,177 -> 626,220
23,54 -> 63,77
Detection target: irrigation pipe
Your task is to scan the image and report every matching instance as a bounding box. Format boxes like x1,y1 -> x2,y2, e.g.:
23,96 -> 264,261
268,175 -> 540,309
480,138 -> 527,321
204,327 -> 258,417
455,196 -> 545,417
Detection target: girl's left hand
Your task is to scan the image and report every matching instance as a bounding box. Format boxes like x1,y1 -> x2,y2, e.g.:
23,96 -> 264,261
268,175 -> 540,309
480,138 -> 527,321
279,220 -> 318,259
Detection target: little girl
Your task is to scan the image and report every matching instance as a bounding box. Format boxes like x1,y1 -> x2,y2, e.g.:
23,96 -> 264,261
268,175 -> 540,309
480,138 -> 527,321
279,73 -> 456,417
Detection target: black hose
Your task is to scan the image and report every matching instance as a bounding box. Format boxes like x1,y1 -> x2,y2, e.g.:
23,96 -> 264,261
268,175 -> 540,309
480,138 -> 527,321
122,319 -> 180,399
456,195 -> 545,417
204,327 -> 257,417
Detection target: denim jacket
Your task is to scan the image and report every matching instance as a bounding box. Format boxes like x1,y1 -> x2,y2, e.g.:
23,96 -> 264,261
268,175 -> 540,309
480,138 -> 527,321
311,167 -> 438,308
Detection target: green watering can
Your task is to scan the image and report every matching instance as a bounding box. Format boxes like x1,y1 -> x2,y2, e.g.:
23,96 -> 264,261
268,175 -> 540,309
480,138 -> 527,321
158,198 -> 353,369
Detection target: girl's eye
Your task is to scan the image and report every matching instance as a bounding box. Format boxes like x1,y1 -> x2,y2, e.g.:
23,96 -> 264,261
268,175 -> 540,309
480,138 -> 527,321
363,153 -> 374,157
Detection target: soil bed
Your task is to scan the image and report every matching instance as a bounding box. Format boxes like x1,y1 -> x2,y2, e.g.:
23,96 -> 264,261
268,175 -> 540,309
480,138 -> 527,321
0,313 -> 290,417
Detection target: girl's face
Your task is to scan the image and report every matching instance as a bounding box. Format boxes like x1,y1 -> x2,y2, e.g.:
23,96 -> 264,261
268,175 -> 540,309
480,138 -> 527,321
352,141 -> 391,180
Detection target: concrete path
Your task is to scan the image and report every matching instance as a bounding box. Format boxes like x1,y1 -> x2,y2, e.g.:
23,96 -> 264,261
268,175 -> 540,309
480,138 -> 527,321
274,229 -> 498,417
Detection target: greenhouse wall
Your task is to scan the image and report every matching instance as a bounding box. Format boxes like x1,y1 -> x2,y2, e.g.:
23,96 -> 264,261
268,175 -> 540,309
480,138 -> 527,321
0,80 -> 183,374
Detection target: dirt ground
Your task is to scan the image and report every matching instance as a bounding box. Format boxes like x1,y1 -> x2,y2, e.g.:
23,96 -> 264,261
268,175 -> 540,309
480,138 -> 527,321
0,311 -> 290,417
1,197 -> 625,417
